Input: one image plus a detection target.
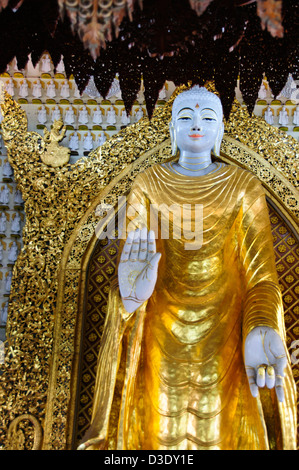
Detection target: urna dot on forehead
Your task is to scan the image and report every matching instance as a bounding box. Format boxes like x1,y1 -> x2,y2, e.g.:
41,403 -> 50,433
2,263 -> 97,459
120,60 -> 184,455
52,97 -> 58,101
172,85 -> 223,121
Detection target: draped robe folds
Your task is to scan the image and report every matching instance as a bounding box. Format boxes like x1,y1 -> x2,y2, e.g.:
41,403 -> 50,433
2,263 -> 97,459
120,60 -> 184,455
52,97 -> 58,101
86,163 -> 297,450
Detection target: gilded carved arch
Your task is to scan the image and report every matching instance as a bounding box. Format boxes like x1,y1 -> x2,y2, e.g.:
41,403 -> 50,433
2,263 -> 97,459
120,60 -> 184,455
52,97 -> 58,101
0,85 -> 298,450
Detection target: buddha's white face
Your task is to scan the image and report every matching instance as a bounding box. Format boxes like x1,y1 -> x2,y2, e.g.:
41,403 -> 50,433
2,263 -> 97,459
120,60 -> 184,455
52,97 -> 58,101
174,101 -> 222,156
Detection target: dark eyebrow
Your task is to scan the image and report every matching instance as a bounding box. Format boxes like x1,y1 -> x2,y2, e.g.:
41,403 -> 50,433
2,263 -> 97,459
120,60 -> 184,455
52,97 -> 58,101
177,107 -> 194,113
202,108 -> 217,114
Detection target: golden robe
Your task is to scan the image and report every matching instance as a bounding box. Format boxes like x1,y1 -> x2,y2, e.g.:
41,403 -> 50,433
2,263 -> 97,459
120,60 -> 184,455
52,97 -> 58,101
86,163 -> 297,450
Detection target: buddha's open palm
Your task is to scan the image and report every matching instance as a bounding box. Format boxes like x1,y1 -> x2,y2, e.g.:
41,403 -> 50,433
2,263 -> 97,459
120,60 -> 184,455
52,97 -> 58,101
118,228 -> 161,313
244,326 -> 287,402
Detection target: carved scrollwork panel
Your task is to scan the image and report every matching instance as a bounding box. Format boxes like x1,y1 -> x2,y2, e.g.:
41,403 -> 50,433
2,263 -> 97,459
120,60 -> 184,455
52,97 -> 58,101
6,414 -> 43,451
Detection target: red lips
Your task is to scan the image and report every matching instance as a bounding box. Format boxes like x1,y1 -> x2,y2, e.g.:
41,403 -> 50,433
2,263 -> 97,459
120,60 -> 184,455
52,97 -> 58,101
189,134 -> 203,138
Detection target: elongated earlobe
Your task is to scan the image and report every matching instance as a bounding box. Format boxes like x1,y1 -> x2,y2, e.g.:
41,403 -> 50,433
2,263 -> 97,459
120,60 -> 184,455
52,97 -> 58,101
213,122 -> 224,157
169,121 -> 177,156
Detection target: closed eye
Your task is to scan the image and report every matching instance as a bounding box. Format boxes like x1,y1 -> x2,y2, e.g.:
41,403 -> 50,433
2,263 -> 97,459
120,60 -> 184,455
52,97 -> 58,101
203,117 -> 216,121
178,116 -> 192,121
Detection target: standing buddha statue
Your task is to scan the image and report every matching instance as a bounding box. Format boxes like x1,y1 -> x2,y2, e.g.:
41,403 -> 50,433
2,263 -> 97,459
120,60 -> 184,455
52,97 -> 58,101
79,86 -> 297,451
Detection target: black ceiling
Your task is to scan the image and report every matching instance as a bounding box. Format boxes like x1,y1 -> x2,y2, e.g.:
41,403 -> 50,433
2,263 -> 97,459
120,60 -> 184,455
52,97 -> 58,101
0,0 -> 298,119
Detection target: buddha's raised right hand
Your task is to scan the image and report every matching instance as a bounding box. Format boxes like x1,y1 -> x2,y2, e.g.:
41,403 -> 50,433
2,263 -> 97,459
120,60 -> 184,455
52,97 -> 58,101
118,227 -> 161,313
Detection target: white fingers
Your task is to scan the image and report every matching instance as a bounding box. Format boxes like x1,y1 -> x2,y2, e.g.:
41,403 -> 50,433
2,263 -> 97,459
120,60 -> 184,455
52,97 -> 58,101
275,378 -> 285,402
247,364 -> 285,401
147,230 -> 156,261
120,230 -> 135,262
275,360 -> 286,402
147,230 -> 161,268
256,365 -> 275,389
265,365 -> 275,389
120,228 -> 159,264
129,229 -> 140,260
139,227 -> 148,260
244,328 -> 287,402
246,365 -> 278,398
245,366 -> 259,398
256,366 -> 266,388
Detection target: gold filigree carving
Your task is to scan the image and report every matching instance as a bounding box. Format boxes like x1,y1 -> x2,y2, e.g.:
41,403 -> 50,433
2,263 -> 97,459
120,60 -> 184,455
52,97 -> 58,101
6,414 -> 43,450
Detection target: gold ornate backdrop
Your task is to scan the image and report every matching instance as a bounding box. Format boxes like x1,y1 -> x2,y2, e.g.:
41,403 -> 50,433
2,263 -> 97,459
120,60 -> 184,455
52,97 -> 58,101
0,85 -> 298,450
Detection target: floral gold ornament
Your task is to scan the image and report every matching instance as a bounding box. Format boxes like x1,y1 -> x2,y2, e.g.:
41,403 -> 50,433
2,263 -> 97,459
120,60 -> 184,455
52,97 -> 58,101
0,83 -> 297,450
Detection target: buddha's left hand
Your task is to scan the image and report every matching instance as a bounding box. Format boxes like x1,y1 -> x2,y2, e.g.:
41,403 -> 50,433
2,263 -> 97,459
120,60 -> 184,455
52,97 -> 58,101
244,326 -> 287,402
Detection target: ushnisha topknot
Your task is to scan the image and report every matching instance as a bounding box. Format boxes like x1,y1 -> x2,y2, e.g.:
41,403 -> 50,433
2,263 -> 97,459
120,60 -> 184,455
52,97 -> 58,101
171,85 -> 223,121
